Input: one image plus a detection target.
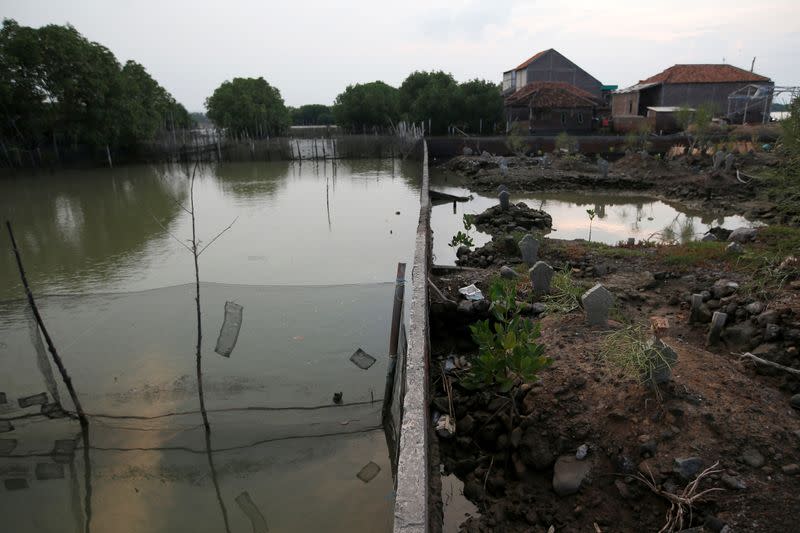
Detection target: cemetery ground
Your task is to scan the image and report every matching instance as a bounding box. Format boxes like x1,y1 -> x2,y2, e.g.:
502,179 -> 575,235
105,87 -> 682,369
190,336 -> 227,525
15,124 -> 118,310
428,153 -> 800,532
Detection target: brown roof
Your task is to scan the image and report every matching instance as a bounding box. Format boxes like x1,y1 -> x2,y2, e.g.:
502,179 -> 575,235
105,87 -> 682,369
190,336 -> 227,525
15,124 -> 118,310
505,81 -> 598,108
640,64 -> 771,85
515,49 -> 551,70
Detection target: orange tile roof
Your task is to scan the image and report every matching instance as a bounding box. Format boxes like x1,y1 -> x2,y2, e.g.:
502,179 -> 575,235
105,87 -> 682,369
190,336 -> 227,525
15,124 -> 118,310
515,49 -> 552,70
640,64 -> 770,84
505,81 -> 598,108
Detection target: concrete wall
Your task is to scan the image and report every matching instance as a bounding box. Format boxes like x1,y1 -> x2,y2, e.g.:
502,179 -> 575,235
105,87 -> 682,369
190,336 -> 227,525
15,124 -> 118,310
508,106 -> 593,134
392,141 -> 431,533
524,50 -> 603,100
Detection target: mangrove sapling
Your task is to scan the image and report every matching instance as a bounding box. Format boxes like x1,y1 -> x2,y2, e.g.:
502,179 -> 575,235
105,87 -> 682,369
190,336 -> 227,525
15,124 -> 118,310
449,213 -> 477,249
464,279 -> 551,392
586,209 -> 596,242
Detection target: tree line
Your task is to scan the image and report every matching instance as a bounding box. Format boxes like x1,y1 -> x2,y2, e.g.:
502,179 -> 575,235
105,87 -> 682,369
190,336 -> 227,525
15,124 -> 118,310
205,71 -> 504,137
2,18 -> 504,158
0,19 -> 190,153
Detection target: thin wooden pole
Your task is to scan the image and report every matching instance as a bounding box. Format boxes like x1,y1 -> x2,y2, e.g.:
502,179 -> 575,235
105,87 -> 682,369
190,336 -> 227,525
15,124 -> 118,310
389,262 -> 407,356
6,221 -> 88,429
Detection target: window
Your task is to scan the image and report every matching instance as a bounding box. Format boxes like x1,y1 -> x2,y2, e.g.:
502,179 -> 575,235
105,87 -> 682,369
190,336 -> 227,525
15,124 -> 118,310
561,112 -> 567,125
577,112 -> 584,125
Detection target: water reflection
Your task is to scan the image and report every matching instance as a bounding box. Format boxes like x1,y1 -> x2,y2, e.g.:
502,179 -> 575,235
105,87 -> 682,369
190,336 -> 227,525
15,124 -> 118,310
429,170 -> 756,264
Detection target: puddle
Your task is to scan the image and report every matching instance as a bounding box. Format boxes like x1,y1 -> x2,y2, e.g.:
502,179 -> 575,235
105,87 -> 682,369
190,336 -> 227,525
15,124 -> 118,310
441,473 -> 479,532
430,171 -> 756,265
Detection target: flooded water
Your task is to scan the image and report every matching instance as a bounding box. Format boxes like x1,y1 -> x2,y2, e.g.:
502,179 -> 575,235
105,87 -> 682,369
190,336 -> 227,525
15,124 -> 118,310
430,171 -> 756,265
0,160 -> 420,532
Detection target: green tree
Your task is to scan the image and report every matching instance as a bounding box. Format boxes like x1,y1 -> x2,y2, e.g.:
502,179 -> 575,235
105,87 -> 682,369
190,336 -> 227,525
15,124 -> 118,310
457,79 -> 503,134
291,104 -> 334,125
399,70 -> 461,135
781,96 -> 800,176
332,81 -> 399,131
205,77 -> 290,137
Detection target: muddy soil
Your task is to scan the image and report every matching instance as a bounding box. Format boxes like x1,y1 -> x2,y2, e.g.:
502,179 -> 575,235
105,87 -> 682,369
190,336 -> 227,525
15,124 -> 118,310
429,223 -> 800,532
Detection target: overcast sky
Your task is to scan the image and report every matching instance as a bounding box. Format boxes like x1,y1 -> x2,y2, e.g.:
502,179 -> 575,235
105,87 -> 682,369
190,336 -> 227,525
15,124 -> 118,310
4,0 -> 799,110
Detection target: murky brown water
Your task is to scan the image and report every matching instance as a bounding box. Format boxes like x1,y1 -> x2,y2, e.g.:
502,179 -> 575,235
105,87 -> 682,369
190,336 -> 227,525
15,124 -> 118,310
0,160 -> 420,532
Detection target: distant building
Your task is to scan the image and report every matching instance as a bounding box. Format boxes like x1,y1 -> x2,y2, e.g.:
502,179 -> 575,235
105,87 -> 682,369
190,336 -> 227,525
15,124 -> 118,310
612,64 -> 774,123
504,81 -> 599,134
502,49 -> 603,100
502,49 -> 605,133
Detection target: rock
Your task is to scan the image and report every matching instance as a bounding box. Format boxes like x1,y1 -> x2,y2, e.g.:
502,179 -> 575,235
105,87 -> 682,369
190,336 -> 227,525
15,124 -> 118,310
726,242 -> 744,254
575,444 -> 589,460
721,473 -> 746,490
764,323 -> 781,341
706,515 -> 728,533
552,455 -> 592,496
500,266 -> 518,279
722,322 -> 758,348
458,414 -> 475,434
728,227 -> 757,243
531,302 -> 547,315
462,146 -> 474,156
457,300 -> 474,314
790,394 -> 800,410
782,463 -> 800,475
615,479 -> 634,499
701,233 -> 718,242
741,448 -> 765,468
432,397 -> 450,413
756,310 -> 778,326
510,427 -> 522,448
673,457 -> 703,480
745,302 -> 764,315
520,428 -> 554,469
456,245 -> 470,258
711,280 -> 739,299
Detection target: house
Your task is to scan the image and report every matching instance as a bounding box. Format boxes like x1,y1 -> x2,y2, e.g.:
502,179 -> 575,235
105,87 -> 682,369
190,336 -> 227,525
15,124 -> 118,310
502,49 -> 603,101
505,81 -> 599,134
612,64 -> 774,123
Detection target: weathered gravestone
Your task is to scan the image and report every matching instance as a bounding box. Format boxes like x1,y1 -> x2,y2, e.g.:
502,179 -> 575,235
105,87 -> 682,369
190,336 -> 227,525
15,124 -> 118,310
518,234 -> 539,266
581,284 -> 614,326
497,184 -> 508,194
724,153 -> 735,172
707,311 -> 727,346
530,261 -> 554,296
499,190 -> 510,211
597,157 -> 609,178
712,151 -> 725,170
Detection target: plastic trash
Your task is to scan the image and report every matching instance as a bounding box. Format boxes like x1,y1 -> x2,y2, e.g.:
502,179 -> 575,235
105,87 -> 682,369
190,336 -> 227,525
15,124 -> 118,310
458,284 -> 484,301
357,461 -> 381,483
214,301 -> 243,357
350,348 -> 376,370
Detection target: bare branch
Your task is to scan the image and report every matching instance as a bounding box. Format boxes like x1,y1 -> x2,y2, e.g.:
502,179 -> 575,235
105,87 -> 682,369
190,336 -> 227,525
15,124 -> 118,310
198,216 -> 239,256
737,351 -> 800,376
150,213 -> 193,253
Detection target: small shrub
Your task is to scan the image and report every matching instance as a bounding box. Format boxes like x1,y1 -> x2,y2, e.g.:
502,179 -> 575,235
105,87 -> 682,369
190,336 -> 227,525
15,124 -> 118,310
465,279 -> 551,391
555,131 -> 578,154
506,122 -> 528,155
449,231 -> 474,248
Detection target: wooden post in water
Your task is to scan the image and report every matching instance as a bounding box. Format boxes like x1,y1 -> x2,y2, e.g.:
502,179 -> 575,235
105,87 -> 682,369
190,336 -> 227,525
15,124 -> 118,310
389,262 -> 407,356
295,139 -> 301,163
6,221 -> 88,429
105,144 -> 113,168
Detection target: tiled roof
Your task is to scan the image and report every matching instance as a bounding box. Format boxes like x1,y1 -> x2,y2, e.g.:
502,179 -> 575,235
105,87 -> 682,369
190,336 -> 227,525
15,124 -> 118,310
640,64 -> 771,84
515,49 -> 551,70
505,81 -> 599,108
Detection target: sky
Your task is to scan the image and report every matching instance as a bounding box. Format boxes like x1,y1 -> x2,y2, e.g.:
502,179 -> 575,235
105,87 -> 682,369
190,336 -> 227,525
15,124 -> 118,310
4,0 -> 799,111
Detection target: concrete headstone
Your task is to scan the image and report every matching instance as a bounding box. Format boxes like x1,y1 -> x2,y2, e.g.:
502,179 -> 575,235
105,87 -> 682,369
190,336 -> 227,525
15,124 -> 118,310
581,284 -> 614,326
724,152 -> 735,172
530,261 -> 554,297
707,311 -> 727,346
499,190 -> 510,211
597,157 -> 609,178
518,234 -> 539,266
712,151 -> 725,170
690,294 -> 705,324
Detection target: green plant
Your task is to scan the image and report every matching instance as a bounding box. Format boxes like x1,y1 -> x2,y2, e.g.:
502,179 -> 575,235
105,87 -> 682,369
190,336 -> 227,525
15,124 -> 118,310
506,121 -> 528,155
555,131 -> 577,154
449,213 -> 477,248
449,230 -> 474,248
600,325 -> 675,393
464,279 -> 550,391
586,209 -> 596,242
